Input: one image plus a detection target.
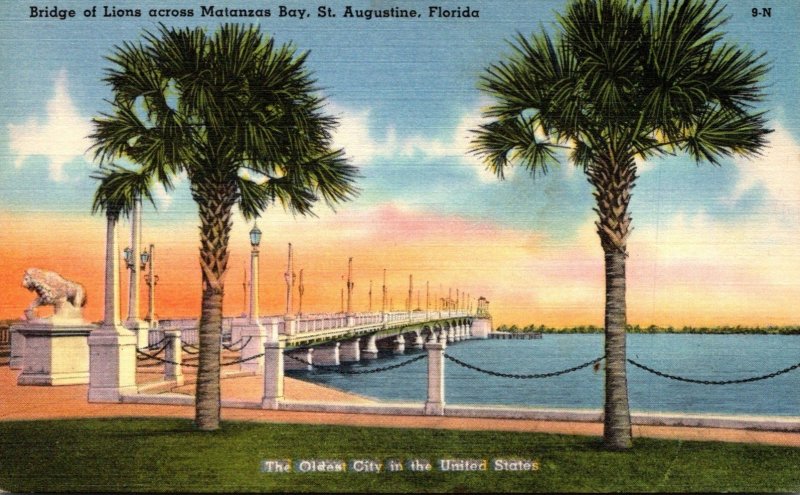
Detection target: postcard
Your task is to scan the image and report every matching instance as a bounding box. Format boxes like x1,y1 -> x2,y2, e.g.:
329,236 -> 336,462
1,0 -> 799,493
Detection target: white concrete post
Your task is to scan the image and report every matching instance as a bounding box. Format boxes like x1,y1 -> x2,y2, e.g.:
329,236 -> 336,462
340,338 -> 360,363
424,341 -> 445,415
447,325 -> 455,343
239,323 -> 267,374
164,330 -> 183,386
262,341 -> 285,409
314,343 -> 341,366
393,334 -> 405,355
362,334 -> 379,359
89,213 -> 138,402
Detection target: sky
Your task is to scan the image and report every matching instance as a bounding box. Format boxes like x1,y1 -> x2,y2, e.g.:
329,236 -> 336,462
1,0 -> 799,327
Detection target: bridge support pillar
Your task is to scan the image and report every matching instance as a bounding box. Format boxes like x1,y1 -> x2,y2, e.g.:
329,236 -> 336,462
470,317 -> 492,339
315,342 -> 340,366
340,339 -> 360,363
424,341 -> 445,415
163,330 -> 184,386
410,332 -> 424,349
284,348 -> 313,371
393,334 -> 405,355
261,341 -> 284,409
362,334 -> 379,359
447,326 -> 455,343
238,323 -> 266,374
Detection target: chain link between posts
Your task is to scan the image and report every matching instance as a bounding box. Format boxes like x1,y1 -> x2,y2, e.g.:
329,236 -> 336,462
443,353 -> 605,379
627,358 -> 800,385
135,349 -> 266,367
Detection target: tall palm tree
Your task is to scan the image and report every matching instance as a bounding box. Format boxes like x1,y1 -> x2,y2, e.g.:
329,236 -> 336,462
91,24 -> 358,430
472,0 -> 770,449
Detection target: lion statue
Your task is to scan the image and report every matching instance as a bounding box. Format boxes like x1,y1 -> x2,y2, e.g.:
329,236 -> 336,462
22,268 -> 87,322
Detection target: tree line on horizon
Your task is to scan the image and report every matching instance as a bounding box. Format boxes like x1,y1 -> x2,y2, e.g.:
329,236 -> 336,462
494,323 -> 800,335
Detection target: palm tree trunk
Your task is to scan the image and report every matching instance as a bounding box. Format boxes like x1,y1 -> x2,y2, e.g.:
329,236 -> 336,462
194,181 -> 235,431
603,249 -> 632,450
589,153 -> 635,450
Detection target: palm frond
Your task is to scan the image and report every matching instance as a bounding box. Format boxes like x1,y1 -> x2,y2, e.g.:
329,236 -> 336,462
91,164 -> 155,219
681,106 -> 771,164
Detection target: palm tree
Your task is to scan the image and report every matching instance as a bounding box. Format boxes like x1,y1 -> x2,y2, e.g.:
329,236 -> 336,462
472,0 -> 770,449
90,24 -> 358,431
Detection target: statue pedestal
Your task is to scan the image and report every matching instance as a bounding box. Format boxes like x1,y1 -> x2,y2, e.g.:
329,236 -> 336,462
14,321 -> 92,386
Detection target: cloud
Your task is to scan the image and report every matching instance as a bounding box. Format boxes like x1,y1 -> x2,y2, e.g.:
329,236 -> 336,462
732,123 -> 800,213
7,70 -> 92,181
329,101 -> 512,182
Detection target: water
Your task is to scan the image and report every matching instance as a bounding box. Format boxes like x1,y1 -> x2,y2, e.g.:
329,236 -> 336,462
287,334 -> 800,416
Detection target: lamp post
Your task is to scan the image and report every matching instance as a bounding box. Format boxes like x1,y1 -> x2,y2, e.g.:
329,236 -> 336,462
143,244 -> 158,328
285,243 -> 295,316
407,274 -> 413,317
381,269 -> 387,324
426,281 -> 430,320
346,257 -> 354,314
124,196 -> 145,332
249,223 -> 262,324
298,268 -> 304,316
368,280 -> 373,313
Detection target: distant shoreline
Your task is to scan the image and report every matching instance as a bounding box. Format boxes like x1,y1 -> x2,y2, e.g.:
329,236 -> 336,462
494,324 -> 800,335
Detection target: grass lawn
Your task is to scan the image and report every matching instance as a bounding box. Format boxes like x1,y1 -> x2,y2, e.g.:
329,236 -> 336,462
0,418 -> 798,493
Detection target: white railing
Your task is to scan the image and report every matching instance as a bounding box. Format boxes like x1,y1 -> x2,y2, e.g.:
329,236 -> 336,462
156,309 -> 476,344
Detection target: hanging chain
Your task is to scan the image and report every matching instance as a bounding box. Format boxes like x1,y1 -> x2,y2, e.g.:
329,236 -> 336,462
443,353 -> 605,379
222,336 -> 252,352
135,349 -> 265,367
627,358 -> 800,385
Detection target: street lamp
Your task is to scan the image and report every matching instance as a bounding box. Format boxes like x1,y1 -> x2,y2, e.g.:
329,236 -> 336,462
249,223 -> 262,324
249,224 -> 262,249
143,244 -> 159,327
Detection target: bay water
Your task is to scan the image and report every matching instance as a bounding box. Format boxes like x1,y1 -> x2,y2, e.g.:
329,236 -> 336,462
288,334 -> 800,416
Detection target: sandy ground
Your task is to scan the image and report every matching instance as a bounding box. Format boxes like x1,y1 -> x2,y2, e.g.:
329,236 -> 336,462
2,365 -> 800,447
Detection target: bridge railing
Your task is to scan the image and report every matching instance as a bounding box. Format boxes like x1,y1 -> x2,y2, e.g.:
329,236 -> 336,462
156,309 -> 476,344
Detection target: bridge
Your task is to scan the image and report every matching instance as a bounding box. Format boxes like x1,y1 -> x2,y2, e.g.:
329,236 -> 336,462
152,309 -> 490,372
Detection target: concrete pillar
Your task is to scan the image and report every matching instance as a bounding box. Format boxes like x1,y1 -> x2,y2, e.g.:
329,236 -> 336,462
424,341 -> 445,415
315,342 -> 340,366
439,329 -> 448,344
410,332 -> 424,349
393,334 -> 405,355
362,334 -> 379,359
266,319 -> 280,342
239,323 -> 266,374
283,316 -> 296,336
89,214 -> 138,402
447,325 -> 455,343
340,339 -> 360,363
284,348 -> 313,371
164,330 -> 183,386
9,327 -> 24,369
426,330 -> 437,344
262,341 -> 285,409
470,317 -> 492,339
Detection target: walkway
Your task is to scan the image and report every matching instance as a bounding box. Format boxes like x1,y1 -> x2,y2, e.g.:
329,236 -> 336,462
2,367 -> 799,447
